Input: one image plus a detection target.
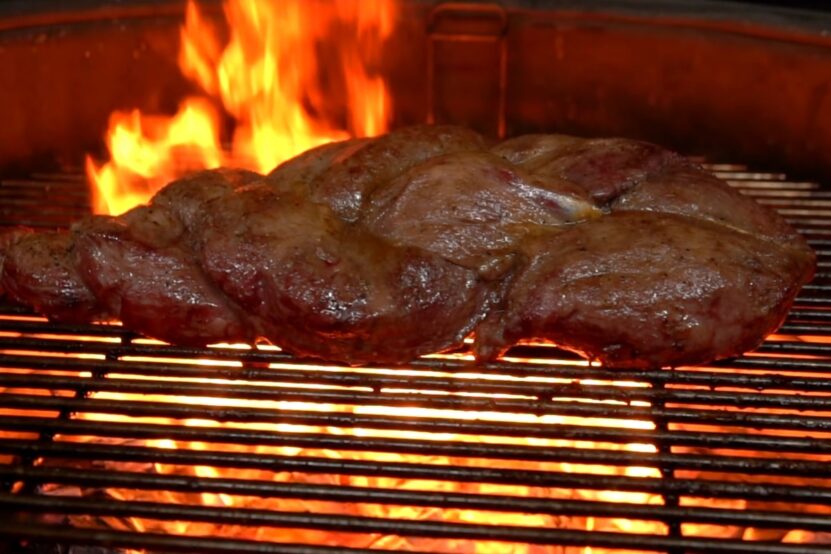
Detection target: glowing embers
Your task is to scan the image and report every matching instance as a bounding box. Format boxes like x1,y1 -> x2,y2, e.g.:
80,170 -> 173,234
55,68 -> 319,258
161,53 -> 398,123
0,313 -> 668,552
66,382 -> 666,553
86,0 -> 397,216
2,269 -> 831,552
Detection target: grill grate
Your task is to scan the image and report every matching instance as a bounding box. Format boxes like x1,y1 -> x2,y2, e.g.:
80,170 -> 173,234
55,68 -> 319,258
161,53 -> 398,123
1,166 -> 831,553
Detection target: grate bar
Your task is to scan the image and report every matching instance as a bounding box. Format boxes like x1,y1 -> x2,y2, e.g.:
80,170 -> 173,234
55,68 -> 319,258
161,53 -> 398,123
3,493 -> 831,554
1,440 -> 830,505
3,465 -> 829,534
3,388 -> 831,435
0,344 -> 828,389
5,352 -> 831,400
0,520 -> 404,554
4,317 -> 831,372
3,465 -> 831,531
3,356 -> 831,395
1,415 -> 830,464
4,430 -> 831,484
5,372 -> 831,415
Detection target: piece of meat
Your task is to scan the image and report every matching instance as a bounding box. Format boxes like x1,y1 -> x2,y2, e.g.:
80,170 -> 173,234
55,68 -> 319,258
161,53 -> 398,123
612,164 -> 801,242
363,151 -> 600,277
485,132 -> 815,366
308,124 -> 487,221
1,231 -> 102,323
266,138 -> 369,195
151,167 -> 262,230
0,125 -> 816,368
73,213 -> 253,346
199,184 -> 492,364
494,134 -> 802,242
68,168 -> 263,346
0,227 -> 33,297
493,135 -> 681,204
473,212 -> 815,368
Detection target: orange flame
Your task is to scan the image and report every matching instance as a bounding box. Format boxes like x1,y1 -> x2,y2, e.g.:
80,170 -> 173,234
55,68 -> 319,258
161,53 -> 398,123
86,0 -> 396,215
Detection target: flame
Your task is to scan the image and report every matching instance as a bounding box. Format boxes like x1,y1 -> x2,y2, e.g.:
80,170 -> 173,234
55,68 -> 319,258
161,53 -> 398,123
85,98 -> 225,215
86,0 -> 396,215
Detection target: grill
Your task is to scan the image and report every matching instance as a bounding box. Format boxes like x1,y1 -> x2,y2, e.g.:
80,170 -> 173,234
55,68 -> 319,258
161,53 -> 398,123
0,165 -> 830,553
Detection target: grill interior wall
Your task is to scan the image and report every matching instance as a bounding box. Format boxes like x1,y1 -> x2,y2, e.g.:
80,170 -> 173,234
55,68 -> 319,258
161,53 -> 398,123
4,1 -> 831,179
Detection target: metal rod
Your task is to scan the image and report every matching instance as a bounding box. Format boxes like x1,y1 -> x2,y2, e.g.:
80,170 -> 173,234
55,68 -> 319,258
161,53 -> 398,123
3,389 -> 830,434
1,439 -> 829,505
3,494 -> 831,553
0,520 -> 405,554
5,465 -> 831,531
0,416 -> 831,466
5,372 -> 831,415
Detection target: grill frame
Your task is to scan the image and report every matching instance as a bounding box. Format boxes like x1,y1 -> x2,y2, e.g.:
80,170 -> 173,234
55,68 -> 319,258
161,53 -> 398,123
1,168 -> 831,552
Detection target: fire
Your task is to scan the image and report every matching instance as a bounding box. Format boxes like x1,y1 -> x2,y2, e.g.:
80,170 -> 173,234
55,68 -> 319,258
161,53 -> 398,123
85,98 -> 224,215
86,0 -> 396,215
80,378 -> 666,553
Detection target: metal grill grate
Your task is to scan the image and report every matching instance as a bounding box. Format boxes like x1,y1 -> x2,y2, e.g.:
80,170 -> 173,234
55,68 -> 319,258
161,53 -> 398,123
1,166 -> 831,553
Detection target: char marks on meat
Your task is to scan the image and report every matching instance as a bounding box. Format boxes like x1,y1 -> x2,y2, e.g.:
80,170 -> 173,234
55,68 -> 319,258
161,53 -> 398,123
0,125 -> 816,368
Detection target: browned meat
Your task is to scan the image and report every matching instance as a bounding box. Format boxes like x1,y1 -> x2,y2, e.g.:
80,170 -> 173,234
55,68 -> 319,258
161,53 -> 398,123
68,168 -> 263,346
151,167 -> 262,231
474,212 -> 813,368
0,227 -> 32,297
1,231 -> 102,323
483,133 -> 815,366
266,138 -> 369,195
0,125 -> 816,368
612,164 -> 800,242
493,135 -> 680,204
305,124 -> 487,221
198,184 -> 492,364
73,213 -> 253,346
363,151 -> 599,276
494,134 -> 800,241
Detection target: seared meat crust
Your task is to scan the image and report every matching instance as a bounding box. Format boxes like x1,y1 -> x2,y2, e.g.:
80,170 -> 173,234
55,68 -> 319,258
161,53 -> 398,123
1,230 -> 101,323
0,227 -> 33,298
0,125 -> 816,367
304,125 -> 487,222
198,184 -> 492,363
73,213 -> 253,346
475,212 -> 812,367
363,151 -> 600,275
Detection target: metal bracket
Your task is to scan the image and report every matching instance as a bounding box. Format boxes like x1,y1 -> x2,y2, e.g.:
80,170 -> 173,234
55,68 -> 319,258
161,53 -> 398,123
426,2 -> 509,138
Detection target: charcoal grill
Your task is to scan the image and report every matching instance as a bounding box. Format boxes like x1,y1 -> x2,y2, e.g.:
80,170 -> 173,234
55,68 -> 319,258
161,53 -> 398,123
1,165 -> 830,553
4,0 -> 831,553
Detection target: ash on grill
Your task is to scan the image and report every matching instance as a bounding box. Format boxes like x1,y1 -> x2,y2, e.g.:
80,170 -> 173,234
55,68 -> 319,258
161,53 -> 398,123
1,165 -> 831,554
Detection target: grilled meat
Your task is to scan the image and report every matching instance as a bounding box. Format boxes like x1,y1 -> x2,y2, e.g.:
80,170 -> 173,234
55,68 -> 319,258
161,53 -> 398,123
197,183 -> 492,364
1,230 -> 100,323
295,124 -> 487,222
474,212 -> 811,367
363,151 -> 600,275
0,125 -> 816,367
0,227 -> 32,298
